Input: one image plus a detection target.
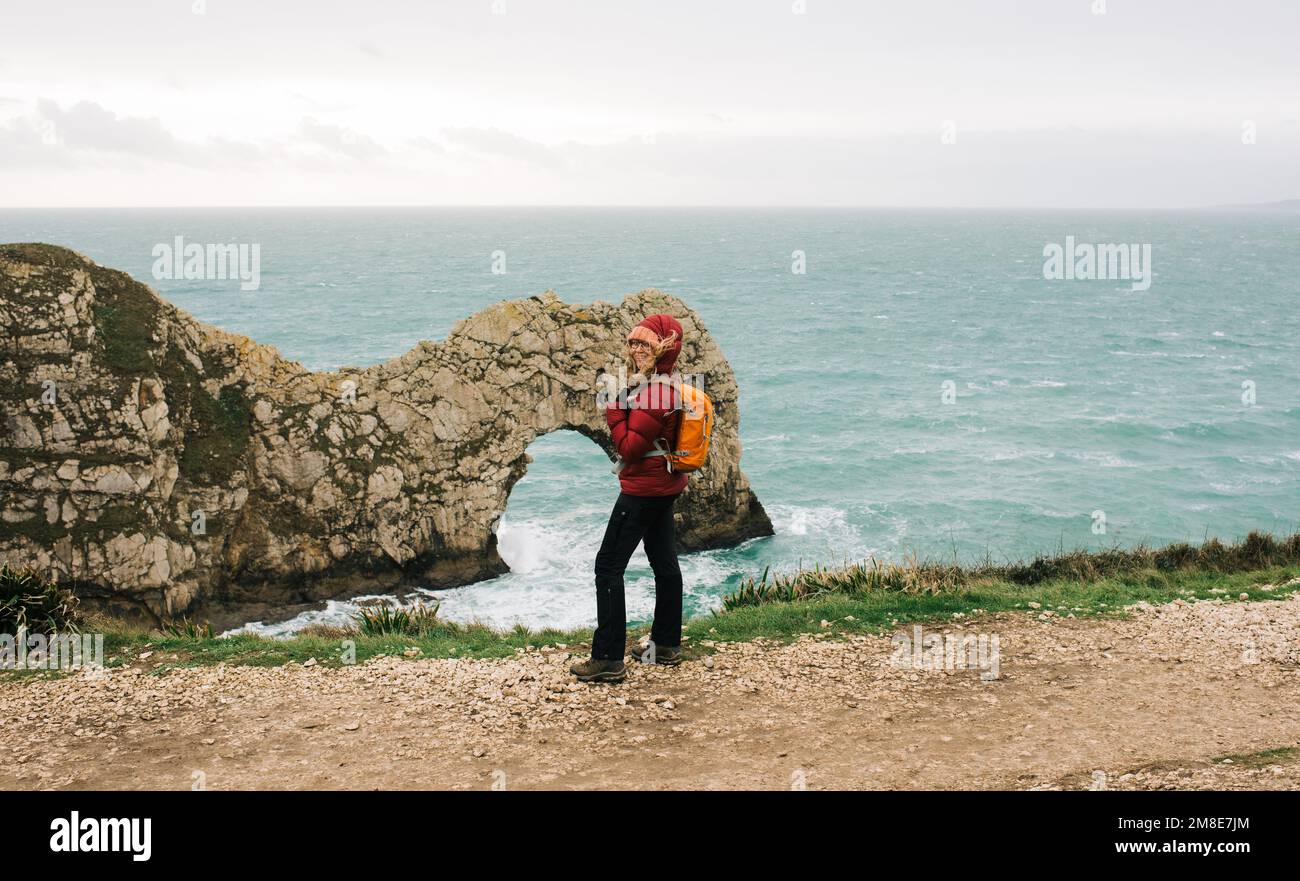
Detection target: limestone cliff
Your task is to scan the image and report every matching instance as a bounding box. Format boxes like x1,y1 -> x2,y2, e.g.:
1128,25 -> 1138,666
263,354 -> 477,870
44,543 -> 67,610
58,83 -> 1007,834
0,244 -> 772,628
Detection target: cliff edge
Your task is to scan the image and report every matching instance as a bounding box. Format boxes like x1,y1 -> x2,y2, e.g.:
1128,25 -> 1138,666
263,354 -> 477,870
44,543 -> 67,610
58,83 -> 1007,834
0,244 -> 772,628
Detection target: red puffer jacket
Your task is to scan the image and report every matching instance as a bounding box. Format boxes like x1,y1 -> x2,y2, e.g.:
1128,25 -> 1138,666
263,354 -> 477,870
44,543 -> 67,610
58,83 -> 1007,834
606,314 -> 690,497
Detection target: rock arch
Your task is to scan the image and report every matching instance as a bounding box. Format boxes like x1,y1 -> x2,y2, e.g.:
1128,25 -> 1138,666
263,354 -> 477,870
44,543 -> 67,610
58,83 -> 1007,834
0,244 -> 772,629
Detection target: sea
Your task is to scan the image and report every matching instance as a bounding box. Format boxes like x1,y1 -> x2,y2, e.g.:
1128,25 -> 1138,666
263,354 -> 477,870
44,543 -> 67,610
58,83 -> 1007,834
2,207 -> 1297,636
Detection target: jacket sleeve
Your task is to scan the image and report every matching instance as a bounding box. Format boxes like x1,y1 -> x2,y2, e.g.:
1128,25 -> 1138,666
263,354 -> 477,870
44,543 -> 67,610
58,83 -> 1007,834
606,382 -> 675,461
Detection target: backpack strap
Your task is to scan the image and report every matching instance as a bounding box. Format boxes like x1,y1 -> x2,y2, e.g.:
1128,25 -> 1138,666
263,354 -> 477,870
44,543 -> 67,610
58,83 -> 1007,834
641,374 -> 685,458
644,437 -> 688,458
643,437 -> 685,473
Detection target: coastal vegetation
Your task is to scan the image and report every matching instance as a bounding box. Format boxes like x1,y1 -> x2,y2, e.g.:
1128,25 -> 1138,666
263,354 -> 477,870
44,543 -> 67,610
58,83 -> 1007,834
4,531 -> 1298,678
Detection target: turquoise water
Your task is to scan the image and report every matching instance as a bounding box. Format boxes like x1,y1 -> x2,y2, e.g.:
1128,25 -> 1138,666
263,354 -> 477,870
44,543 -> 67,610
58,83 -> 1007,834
4,208 -> 1298,634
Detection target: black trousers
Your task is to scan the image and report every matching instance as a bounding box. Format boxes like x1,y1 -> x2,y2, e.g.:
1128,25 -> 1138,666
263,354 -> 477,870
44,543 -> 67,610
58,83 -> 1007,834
591,491 -> 683,660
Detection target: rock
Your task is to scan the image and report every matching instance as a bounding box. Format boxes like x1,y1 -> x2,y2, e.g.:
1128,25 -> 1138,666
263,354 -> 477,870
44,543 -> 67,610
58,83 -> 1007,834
0,244 -> 772,628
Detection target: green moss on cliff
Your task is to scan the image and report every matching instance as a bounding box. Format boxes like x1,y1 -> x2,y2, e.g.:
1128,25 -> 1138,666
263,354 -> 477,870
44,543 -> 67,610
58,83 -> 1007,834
92,503 -> 146,534
0,243 -> 94,273
1,500 -> 156,546
0,514 -> 67,544
90,276 -> 160,375
176,381 -> 251,484
31,244 -> 257,487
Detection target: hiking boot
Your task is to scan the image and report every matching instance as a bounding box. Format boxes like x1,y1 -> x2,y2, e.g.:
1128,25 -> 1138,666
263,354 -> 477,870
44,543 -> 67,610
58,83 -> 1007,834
570,657 -> 627,683
625,635 -> 650,657
630,640 -> 681,666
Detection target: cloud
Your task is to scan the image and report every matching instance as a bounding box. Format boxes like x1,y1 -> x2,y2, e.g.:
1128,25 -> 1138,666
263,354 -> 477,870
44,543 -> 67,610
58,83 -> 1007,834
0,99 -> 391,173
406,136 -> 446,154
299,116 -> 386,159
291,93 -> 353,113
5,98 -> 1299,208
0,114 -> 75,169
11,99 -> 271,170
442,126 -> 562,169
37,99 -> 184,159
8,100 -> 392,170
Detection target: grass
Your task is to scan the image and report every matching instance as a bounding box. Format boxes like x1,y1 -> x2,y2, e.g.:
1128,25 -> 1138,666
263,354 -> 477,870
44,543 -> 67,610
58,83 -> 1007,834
700,563 -> 1300,644
4,534 -> 1300,679
1209,746 -> 1300,768
723,530 -> 1300,610
162,617 -> 214,640
0,563 -> 82,635
84,618 -> 597,677
354,600 -> 444,637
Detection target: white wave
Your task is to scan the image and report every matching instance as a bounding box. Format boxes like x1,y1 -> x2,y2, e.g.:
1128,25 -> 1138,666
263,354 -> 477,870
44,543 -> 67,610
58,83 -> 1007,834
766,504 -> 883,561
1237,454 -> 1279,466
891,444 -> 943,455
231,504 -> 769,637
1067,451 -> 1139,468
981,448 -> 1056,462
768,504 -> 859,538
223,593 -> 395,639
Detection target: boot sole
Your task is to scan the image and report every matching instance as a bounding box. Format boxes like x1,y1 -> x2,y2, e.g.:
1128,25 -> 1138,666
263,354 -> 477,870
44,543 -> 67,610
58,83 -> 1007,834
573,667 -> 627,683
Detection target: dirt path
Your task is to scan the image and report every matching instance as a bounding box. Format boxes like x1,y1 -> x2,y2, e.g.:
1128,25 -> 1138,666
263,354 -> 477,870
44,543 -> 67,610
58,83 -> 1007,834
3,592 -> 1299,791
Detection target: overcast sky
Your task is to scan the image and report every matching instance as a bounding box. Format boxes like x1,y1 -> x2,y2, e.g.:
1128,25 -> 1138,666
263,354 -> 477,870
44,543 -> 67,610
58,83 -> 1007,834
1,0 -> 1297,207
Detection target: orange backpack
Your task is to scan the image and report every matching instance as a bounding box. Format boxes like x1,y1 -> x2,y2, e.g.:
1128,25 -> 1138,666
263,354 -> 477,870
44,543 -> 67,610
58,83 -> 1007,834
644,376 -> 714,473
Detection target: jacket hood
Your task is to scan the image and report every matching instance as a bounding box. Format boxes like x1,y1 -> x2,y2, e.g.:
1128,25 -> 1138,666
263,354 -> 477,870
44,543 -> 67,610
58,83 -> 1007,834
629,313 -> 683,374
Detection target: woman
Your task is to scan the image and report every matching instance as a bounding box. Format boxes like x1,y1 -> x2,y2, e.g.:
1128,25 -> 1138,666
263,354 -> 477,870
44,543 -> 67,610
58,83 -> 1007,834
570,313 -> 689,683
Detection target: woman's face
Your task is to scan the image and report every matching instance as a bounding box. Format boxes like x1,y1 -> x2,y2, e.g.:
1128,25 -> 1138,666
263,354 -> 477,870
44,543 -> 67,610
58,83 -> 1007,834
629,339 -> 655,373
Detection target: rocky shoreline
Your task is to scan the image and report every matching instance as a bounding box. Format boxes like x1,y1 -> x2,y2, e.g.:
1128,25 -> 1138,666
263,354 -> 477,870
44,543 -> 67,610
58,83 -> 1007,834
0,244 -> 772,629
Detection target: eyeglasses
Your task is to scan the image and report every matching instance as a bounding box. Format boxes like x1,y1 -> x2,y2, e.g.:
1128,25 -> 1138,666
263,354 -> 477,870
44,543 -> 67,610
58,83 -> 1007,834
627,339 -> 653,351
